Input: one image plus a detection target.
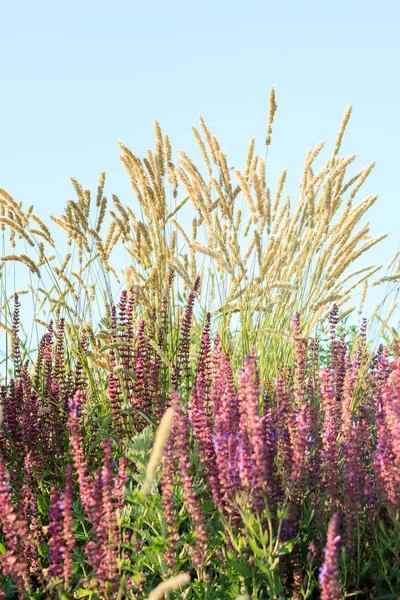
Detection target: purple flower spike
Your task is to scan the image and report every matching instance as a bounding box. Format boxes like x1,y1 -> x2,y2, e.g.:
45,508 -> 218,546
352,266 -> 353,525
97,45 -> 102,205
319,513 -> 342,600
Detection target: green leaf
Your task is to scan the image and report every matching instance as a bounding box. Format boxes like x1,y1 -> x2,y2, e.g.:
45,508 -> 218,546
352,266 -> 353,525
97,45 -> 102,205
131,407 -> 157,427
0,542 -> 7,555
37,493 -> 50,516
253,555 -> 271,576
74,590 -> 94,598
227,556 -> 250,579
120,369 -> 137,382
277,540 -> 294,555
247,537 -> 265,558
99,341 -> 131,352
38,543 -> 49,559
277,505 -> 289,520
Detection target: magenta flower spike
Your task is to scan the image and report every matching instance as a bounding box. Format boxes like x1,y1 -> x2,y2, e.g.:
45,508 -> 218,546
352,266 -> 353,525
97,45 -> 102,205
172,391 -> 208,569
68,390 -> 92,518
0,457 -> 30,593
319,514 -> 343,600
320,368 -> 340,509
62,464 -> 75,587
48,487 -> 64,579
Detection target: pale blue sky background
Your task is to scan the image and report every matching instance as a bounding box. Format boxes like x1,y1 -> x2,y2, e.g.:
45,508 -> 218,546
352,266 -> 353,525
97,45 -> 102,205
0,0 -> 399,328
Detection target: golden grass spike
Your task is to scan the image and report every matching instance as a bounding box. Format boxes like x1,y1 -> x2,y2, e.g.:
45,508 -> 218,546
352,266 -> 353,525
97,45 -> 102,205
244,138 -> 256,177
31,214 -> 54,247
154,121 -> 165,177
1,254 -> 41,277
87,284 -> 95,301
29,228 -> 54,245
96,172 -> 106,207
179,151 -> 210,199
0,217 -> 34,246
33,318 -> 50,329
70,177 -> 86,209
163,133 -> 172,164
386,249 -> 400,271
0,190 -> 28,223
343,265 -> 381,294
25,204 -> 34,220
252,172 -> 265,220
167,257 -> 192,289
271,196 -> 290,237
339,264 -> 377,285
198,115 -> 218,163
0,322 -> 13,336
265,87 -> 278,146
170,218 -> 192,250
166,161 -> 178,199
308,141 -> 325,169
332,105 -> 352,159
359,279 -> 368,315
95,195 -> 107,233
243,236 -> 256,265
68,199 -> 88,228
347,161 -> 375,203
312,292 -> 344,311
191,240 -> 220,261
329,234 -> 387,283
50,215 -> 74,236
271,170 -> 287,215
191,126 -> 212,176
234,169 -> 257,223
211,177 -> 232,219
112,194 -> 129,223
338,306 -> 356,320
372,273 -> 400,287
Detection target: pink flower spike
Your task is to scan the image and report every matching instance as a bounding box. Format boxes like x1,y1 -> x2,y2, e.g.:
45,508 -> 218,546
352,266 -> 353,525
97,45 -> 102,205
319,514 -> 342,600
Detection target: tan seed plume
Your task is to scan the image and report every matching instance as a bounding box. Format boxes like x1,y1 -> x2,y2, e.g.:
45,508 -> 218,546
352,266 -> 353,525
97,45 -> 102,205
147,573 -> 191,600
142,407 -> 174,496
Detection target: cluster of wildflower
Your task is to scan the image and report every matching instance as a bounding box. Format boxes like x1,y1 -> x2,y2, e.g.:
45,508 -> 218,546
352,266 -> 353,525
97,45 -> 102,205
0,388 -> 128,597
161,306 -> 400,596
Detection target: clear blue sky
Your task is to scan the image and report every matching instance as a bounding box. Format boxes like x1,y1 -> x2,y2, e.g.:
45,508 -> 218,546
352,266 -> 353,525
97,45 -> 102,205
0,0 -> 399,326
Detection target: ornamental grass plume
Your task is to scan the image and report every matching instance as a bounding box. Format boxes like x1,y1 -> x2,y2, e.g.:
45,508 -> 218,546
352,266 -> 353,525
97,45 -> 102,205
319,514 -> 343,600
142,406 -> 174,496
147,572 -> 191,600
